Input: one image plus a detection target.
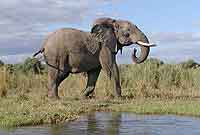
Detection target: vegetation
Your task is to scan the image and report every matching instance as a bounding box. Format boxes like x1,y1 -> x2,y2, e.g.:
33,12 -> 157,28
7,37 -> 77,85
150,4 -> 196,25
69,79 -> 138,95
179,59 -> 200,69
0,58 -> 200,127
4,58 -> 46,74
0,60 -> 4,67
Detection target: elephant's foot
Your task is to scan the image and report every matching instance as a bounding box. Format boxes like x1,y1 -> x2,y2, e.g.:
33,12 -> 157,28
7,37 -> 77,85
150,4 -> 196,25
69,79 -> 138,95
81,94 -> 95,100
80,95 -> 89,100
115,87 -> 122,98
80,95 -> 95,101
81,86 -> 95,99
48,90 -> 60,100
115,95 -> 124,100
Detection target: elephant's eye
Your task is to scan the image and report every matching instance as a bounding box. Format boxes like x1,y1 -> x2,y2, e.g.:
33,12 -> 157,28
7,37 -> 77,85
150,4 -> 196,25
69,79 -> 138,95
123,32 -> 130,38
123,31 -> 130,38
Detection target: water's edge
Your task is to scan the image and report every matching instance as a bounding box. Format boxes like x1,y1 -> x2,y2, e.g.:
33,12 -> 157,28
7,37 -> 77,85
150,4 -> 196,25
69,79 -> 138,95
1,112 -> 200,135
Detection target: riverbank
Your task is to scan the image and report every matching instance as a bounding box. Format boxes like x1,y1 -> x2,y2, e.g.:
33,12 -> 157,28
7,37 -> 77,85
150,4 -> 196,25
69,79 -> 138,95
1,97 -> 200,127
1,58 -> 200,127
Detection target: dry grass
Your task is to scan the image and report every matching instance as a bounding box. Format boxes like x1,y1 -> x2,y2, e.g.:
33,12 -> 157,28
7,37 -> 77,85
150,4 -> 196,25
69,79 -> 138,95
0,59 -> 200,127
1,59 -> 200,100
0,67 -> 8,97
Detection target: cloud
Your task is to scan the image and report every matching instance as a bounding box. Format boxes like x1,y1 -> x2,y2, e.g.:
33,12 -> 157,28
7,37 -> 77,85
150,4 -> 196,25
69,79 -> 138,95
146,32 -> 200,63
0,53 -> 32,64
0,0 -> 121,56
150,32 -> 200,44
192,21 -> 200,27
0,0 -> 91,40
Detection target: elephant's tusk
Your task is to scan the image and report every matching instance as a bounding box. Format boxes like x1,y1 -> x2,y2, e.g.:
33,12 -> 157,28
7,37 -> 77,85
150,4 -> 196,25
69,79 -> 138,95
136,41 -> 156,47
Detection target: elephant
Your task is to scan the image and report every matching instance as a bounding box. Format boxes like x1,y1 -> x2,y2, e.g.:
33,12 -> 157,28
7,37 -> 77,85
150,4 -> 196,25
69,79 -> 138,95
33,18 -> 155,99
34,23 -> 121,99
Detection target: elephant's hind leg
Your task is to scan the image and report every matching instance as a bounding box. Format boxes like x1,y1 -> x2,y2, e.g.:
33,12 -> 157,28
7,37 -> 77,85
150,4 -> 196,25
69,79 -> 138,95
82,67 -> 101,98
48,67 -> 69,99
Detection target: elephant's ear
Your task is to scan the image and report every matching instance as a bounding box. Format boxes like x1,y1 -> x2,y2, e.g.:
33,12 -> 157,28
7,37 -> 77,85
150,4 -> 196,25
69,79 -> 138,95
112,19 -> 119,32
85,24 -> 103,54
93,18 -> 118,32
85,37 -> 100,55
91,24 -> 103,34
91,23 -> 114,34
93,17 -> 115,26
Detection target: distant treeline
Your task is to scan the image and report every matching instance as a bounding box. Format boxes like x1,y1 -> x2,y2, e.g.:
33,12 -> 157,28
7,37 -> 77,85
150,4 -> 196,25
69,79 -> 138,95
0,58 -> 46,74
0,58 -> 199,75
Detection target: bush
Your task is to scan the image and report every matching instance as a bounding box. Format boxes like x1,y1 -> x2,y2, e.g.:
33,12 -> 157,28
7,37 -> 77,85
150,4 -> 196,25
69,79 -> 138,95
144,58 -> 164,66
14,58 -> 45,74
180,59 -> 199,69
0,67 -> 7,97
0,59 -> 4,67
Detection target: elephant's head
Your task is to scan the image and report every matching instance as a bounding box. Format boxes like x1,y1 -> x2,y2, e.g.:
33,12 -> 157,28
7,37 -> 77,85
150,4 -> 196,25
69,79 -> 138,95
93,17 -> 156,64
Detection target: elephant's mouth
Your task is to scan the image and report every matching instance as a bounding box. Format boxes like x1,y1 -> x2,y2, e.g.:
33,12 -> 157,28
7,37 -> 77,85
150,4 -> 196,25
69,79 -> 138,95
123,42 -> 133,46
118,38 -> 133,46
117,40 -> 132,47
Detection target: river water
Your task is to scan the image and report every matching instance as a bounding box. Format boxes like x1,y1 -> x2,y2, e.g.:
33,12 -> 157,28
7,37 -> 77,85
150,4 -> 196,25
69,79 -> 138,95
1,112 -> 200,135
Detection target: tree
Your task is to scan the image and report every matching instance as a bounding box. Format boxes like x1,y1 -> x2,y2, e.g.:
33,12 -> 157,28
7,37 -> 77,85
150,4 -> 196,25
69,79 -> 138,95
180,59 -> 199,69
0,59 -> 4,67
18,57 -> 45,74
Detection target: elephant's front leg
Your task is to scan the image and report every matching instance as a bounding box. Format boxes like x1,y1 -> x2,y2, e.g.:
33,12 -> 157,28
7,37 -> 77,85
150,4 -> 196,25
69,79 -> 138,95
99,46 -> 122,98
82,67 -> 101,98
112,62 -> 121,97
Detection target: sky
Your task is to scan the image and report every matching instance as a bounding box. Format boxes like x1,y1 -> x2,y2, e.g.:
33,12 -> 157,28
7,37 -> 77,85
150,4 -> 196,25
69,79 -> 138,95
0,0 -> 199,64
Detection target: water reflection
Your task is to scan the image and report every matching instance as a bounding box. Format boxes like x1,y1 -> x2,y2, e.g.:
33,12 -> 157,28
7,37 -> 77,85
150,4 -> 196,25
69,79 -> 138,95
2,112 -> 200,135
60,112 -> 122,135
49,125 -> 64,135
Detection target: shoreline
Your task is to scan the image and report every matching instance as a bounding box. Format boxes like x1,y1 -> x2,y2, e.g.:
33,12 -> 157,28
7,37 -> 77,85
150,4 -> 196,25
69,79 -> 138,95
1,97 -> 200,128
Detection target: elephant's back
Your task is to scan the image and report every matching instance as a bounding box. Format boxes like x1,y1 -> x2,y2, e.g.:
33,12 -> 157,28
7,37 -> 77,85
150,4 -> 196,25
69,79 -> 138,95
43,28 -> 89,53
62,28 -> 90,47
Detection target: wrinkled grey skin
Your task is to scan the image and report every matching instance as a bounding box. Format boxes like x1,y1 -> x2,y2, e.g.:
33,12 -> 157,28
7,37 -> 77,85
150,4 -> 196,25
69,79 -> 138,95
93,17 -> 151,63
34,24 -> 121,99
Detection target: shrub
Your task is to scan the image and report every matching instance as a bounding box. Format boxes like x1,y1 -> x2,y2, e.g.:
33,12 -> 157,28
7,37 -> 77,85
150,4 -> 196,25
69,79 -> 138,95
144,58 -> 164,66
180,59 -> 199,69
0,59 -> 4,67
14,57 -> 45,74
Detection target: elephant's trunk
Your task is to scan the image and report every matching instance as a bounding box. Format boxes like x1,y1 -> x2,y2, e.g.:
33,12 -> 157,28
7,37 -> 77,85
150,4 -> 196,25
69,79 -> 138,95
131,31 -> 152,64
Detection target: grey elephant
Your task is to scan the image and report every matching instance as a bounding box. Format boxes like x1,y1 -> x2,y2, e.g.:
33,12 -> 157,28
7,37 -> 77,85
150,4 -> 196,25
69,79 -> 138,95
33,18 -> 155,99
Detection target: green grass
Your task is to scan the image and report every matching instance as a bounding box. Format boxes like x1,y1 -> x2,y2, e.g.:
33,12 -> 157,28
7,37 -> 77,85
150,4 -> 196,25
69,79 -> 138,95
1,97 -> 200,127
110,99 -> 200,116
0,58 -> 200,127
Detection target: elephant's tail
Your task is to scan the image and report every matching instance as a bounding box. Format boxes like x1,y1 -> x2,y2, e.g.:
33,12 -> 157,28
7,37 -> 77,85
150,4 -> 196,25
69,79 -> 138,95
33,48 -> 45,57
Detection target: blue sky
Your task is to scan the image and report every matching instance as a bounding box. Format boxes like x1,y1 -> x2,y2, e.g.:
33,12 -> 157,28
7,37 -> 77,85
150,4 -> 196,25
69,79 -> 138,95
0,0 -> 199,63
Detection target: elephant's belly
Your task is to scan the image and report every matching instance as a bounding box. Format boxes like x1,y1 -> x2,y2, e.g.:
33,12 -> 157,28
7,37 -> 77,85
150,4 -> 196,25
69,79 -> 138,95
69,52 -> 100,73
